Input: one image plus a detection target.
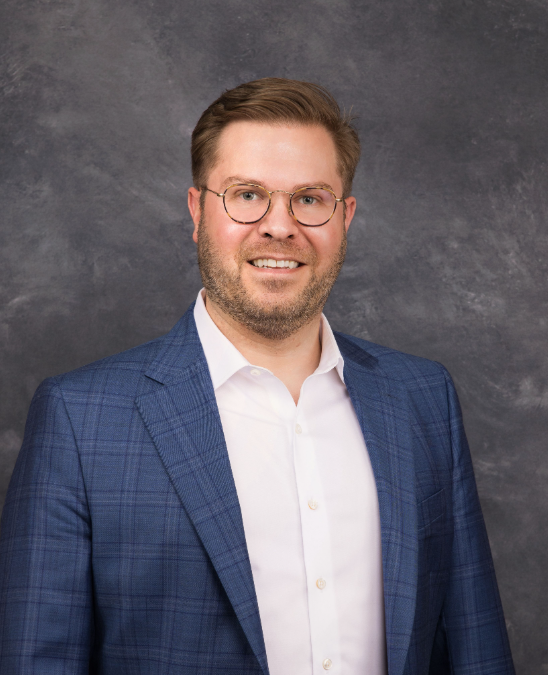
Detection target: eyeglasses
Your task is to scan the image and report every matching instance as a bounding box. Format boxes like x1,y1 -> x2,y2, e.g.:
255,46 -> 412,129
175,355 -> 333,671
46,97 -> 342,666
203,183 -> 344,227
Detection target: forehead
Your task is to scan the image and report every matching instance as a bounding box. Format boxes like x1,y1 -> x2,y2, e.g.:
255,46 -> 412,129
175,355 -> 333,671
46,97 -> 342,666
210,121 -> 341,191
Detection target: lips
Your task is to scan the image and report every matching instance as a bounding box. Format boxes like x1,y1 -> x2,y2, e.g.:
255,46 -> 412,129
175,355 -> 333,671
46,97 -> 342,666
250,258 -> 301,269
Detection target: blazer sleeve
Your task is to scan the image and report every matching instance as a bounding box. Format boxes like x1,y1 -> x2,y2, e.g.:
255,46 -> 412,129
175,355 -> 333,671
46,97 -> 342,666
0,378 -> 94,673
429,367 -> 515,675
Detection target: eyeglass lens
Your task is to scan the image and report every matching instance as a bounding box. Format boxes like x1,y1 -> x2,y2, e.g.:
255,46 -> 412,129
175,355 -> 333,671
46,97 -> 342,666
224,185 -> 336,226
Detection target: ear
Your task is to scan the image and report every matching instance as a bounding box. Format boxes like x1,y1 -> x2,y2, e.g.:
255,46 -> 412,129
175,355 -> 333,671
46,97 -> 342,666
342,196 -> 357,232
188,187 -> 202,243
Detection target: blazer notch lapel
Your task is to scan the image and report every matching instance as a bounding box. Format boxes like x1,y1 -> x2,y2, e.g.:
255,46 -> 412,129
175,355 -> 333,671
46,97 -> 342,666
136,357 -> 268,674
340,347 -> 419,675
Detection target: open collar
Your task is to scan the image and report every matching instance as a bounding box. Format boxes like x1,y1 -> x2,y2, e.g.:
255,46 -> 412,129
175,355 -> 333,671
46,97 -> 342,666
193,288 -> 345,389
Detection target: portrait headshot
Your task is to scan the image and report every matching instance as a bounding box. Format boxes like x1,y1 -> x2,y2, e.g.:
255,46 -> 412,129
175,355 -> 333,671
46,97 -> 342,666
0,2 -> 546,674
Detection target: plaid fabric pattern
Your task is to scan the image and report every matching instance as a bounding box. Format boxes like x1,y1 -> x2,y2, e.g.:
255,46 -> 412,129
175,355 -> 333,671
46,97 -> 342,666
0,306 -> 515,674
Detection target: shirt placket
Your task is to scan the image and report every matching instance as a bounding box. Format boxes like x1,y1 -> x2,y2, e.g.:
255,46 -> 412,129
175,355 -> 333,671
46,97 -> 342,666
293,383 -> 342,675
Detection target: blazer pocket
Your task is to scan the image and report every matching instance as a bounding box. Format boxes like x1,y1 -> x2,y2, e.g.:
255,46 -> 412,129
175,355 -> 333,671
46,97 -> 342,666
417,488 -> 446,534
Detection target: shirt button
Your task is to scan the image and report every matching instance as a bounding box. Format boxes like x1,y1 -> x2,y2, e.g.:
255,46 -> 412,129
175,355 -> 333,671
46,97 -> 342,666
308,499 -> 318,510
295,424 -> 302,434
250,369 -> 261,376
323,658 -> 333,670
316,577 -> 326,590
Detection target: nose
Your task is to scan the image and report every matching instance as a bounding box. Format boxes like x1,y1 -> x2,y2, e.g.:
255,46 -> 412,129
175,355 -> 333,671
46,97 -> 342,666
256,191 -> 299,240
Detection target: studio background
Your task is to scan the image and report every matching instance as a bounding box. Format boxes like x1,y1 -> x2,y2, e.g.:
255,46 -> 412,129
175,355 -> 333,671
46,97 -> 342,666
1,0 -> 546,672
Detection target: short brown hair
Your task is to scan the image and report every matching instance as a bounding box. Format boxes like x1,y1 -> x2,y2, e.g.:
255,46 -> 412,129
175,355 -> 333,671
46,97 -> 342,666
191,78 -> 360,197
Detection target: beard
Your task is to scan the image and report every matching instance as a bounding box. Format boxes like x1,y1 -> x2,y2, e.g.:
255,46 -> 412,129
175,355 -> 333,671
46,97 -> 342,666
196,216 -> 347,340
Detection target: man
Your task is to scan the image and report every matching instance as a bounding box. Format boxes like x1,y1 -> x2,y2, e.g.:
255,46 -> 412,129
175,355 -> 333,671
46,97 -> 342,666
0,78 -> 514,674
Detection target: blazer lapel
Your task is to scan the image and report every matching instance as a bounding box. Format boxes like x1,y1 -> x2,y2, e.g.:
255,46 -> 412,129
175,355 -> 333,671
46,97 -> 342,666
136,308 -> 268,674
336,334 -> 418,675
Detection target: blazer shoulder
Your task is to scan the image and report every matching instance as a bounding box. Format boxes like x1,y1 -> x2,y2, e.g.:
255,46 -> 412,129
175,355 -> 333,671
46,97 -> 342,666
335,332 -> 460,445
48,335 -> 166,396
334,331 -> 451,386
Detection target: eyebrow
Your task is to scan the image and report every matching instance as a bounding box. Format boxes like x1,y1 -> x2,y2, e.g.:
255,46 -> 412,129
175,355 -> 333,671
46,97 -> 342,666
219,176 -> 336,193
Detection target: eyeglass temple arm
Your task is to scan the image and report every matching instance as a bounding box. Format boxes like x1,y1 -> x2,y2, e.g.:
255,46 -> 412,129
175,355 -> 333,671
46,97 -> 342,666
203,187 -> 225,197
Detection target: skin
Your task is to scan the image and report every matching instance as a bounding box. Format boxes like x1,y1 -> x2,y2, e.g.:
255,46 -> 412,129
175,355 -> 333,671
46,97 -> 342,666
188,121 -> 356,403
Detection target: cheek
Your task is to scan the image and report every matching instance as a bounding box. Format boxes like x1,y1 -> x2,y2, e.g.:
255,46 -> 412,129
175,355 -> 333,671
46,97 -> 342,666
307,227 -> 345,264
208,222 -> 251,262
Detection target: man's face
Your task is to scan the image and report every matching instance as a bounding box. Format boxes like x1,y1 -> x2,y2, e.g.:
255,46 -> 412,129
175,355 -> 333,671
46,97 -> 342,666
188,121 -> 356,340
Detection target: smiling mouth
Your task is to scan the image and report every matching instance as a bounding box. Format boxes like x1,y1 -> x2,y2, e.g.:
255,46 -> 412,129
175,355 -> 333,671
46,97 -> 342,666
250,258 -> 301,269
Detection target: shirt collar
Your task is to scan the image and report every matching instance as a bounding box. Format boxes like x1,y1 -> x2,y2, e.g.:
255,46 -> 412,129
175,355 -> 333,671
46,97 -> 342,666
317,314 -> 345,383
194,289 -> 250,390
193,289 -> 345,391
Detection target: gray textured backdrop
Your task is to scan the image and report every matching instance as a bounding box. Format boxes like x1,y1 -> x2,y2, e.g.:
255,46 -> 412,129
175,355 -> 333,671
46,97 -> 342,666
1,0 -> 547,671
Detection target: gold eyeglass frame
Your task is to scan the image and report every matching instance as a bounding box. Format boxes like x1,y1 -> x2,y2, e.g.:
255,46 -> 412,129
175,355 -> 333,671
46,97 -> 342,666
204,183 -> 344,227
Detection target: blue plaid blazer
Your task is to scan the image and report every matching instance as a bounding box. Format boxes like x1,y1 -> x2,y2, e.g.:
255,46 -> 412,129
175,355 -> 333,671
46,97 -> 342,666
0,305 -> 515,674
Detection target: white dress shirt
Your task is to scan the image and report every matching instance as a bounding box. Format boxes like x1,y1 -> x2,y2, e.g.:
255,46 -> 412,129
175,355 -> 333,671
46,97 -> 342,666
194,290 -> 387,675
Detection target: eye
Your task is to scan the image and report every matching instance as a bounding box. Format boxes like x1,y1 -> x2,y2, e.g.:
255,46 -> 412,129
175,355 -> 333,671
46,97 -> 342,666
295,192 -> 324,207
231,188 -> 267,203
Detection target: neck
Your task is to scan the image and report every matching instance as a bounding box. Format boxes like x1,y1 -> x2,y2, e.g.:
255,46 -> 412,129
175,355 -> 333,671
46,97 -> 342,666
203,293 -> 322,404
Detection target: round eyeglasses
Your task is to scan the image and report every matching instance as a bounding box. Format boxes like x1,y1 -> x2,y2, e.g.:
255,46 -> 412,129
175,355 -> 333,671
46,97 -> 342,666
204,183 -> 344,227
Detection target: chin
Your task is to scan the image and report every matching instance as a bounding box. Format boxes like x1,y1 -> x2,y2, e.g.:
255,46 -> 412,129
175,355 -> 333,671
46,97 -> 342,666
247,286 -> 302,307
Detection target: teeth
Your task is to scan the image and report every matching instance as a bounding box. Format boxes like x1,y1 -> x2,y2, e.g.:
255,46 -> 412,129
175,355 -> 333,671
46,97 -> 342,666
252,259 -> 300,269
